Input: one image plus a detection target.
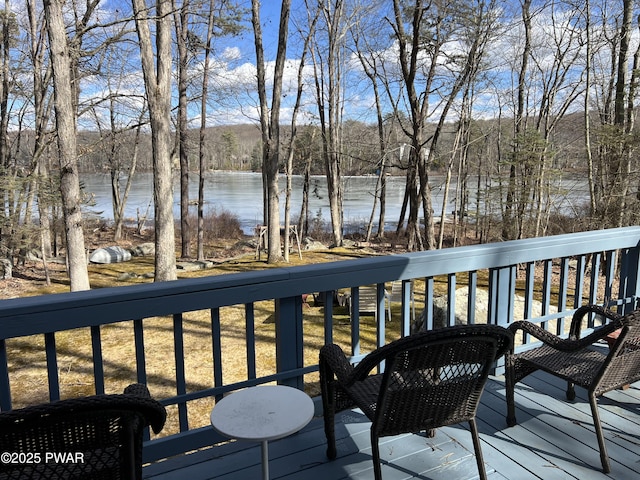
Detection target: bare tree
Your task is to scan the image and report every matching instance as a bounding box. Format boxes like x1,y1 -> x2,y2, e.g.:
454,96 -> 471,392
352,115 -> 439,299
502,0 -> 533,240
283,9 -> 317,262
583,0 -> 596,217
43,0 -> 90,291
192,1 -> 243,261
388,0 -> 441,251
307,0 -> 359,247
25,0 -> 54,262
91,102 -> 146,242
132,0 -> 177,281
530,3 -> 585,237
197,0 -> 216,262
11,0 -> 57,272
607,0 -> 636,227
296,128 -> 318,239
251,0 -> 291,263
350,2 -> 392,242
88,39 -> 148,243
174,0 -> 192,259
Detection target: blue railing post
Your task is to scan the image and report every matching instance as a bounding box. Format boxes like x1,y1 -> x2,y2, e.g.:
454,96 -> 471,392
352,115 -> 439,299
400,280 -> 412,336
376,283 -> 386,348
45,333 -> 60,402
619,243 -> 640,313
350,287 -> 360,356
488,266 -> 515,376
0,340 -> 10,411
447,274 -> 457,327
275,295 -> 304,390
488,266 -> 515,327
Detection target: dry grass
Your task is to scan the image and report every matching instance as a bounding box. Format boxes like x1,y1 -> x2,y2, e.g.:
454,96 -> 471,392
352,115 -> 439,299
1,235 -> 402,438
2,294 -> 402,438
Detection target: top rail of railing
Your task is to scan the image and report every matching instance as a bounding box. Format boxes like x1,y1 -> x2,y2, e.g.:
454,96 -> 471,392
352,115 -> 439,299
0,227 -> 638,339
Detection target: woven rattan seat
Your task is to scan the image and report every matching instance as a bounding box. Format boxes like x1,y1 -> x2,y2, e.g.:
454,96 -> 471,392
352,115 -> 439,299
506,304 -> 640,473
0,383 -> 166,480
320,324 -> 513,480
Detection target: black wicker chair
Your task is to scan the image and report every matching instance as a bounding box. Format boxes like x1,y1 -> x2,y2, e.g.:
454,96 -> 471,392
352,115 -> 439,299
506,304 -> 640,473
320,324 -> 513,480
0,383 -> 166,480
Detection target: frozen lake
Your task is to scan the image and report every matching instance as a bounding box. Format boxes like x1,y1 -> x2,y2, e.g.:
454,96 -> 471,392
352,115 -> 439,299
80,171 -> 589,235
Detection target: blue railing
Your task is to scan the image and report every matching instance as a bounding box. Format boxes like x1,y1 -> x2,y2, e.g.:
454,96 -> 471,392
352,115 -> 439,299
0,226 -> 638,462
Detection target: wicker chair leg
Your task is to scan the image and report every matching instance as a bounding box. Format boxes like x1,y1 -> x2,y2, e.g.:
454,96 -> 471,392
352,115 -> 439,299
371,431 -> 382,480
122,421 -> 139,480
589,393 -> 611,473
566,381 -> 576,401
323,408 -> 337,460
469,419 -> 487,480
320,365 -> 337,460
505,356 -> 517,427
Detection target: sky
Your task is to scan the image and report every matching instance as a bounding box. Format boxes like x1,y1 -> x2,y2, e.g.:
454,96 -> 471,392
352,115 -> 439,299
16,0 -> 640,131
198,1 -> 340,127
200,2 -> 436,128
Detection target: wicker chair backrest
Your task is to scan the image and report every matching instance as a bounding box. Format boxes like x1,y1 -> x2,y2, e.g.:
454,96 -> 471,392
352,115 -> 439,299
597,309 -> 640,395
373,329 -> 508,437
0,386 -> 165,480
0,408 -> 143,479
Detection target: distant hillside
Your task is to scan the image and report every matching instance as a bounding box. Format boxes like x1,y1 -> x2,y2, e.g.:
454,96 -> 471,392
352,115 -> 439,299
70,112 -> 592,175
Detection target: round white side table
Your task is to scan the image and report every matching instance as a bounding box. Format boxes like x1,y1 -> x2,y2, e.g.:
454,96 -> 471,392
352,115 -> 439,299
210,385 -> 314,480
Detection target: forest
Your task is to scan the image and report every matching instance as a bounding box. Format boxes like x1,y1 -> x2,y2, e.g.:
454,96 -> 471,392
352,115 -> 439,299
1,0 -> 640,291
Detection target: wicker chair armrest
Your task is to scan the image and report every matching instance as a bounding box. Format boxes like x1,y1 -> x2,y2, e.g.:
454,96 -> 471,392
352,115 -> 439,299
124,383 -> 152,397
509,312 -> 625,353
569,304 -> 623,339
508,320 -> 576,350
319,344 -> 356,385
122,383 -> 167,434
0,384 -> 167,435
320,341 -> 404,385
349,340 -> 409,381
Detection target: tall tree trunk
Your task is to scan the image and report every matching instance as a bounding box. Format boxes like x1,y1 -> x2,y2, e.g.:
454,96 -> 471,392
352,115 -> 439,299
113,119 -> 142,242
613,0 -> 638,227
174,0 -> 191,258
395,166 -> 410,236
438,120 -> 464,249
391,0 -> 426,251
353,32 -> 387,241
43,0 -> 90,291
366,164 -> 384,242
132,0 -> 177,281
308,0 -> 347,248
27,0 -> 54,259
405,145 -> 422,251
298,157 -> 311,238
504,0 -> 532,240
197,0 -> 217,262
283,9 -> 315,261
252,0 -> 291,263
36,159 -> 53,260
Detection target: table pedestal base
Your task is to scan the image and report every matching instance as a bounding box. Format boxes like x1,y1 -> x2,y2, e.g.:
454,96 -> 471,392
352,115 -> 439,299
261,440 -> 269,480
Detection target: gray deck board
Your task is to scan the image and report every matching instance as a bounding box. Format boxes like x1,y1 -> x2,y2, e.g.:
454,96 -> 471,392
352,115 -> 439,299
144,372 -> 640,479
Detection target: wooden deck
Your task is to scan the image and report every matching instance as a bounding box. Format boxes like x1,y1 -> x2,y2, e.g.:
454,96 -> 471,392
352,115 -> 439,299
144,371 -> 640,480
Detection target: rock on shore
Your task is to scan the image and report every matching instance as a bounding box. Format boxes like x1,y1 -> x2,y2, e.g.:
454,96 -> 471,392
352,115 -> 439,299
89,246 -> 132,264
413,286 -> 559,331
